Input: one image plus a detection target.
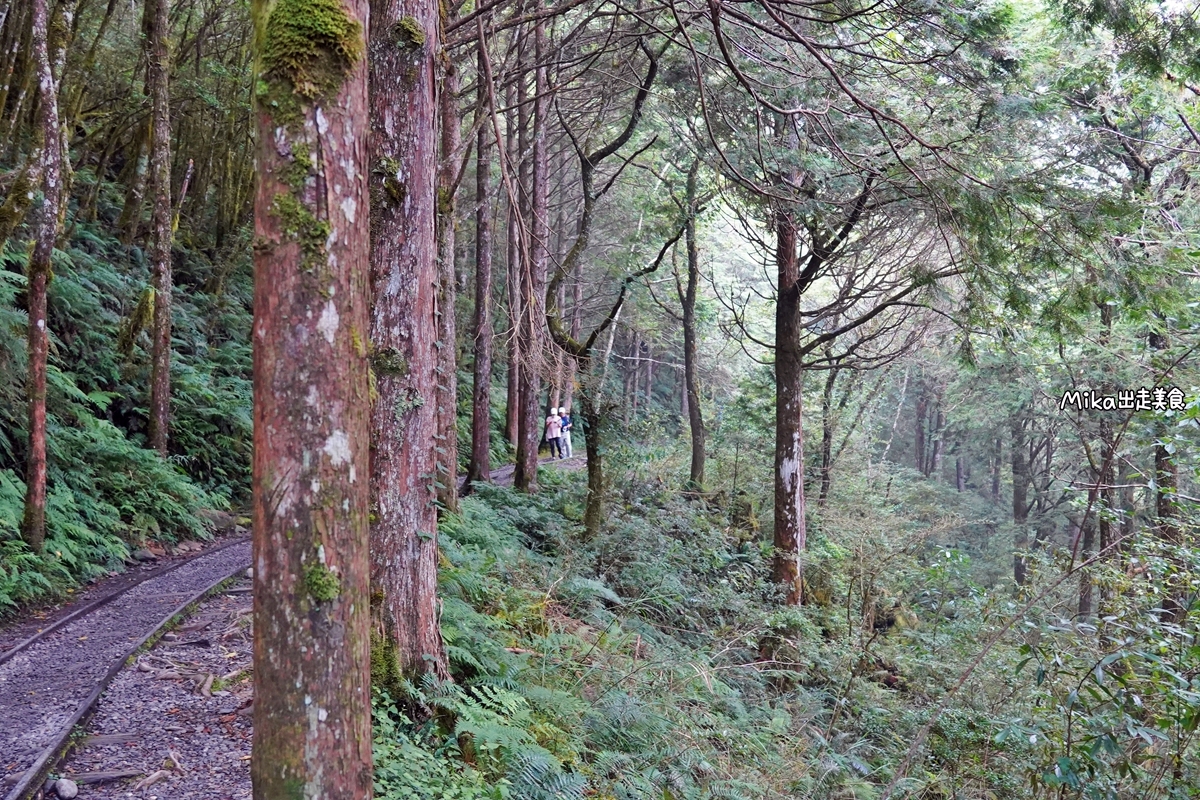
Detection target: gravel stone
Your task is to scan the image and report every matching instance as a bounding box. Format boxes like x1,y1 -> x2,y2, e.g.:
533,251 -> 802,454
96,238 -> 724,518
54,777 -> 79,798
59,585 -> 255,798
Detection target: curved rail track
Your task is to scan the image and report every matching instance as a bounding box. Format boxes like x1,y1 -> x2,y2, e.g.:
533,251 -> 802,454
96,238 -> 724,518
0,536 -> 251,800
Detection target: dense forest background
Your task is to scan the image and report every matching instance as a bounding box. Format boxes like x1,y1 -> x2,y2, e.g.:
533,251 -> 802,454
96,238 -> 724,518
3,0 -> 1200,794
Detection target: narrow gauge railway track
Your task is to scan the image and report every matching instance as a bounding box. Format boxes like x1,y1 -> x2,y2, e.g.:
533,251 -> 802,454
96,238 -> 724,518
0,536 -> 251,800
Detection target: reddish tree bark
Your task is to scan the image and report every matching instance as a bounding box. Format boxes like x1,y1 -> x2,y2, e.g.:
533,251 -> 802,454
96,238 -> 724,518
21,0 -> 70,554
435,53 -> 459,513
466,40 -> 493,490
772,211 -> 806,606
249,0 -> 372,792
368,0 -> 449,685
515,20 -> 549,492
504,79 -> 521,445
146,0 -> 173,455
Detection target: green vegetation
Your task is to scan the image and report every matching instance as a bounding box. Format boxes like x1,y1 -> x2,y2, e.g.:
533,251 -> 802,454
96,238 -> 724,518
4,0 -> 1200,792
0,197 -> 251,611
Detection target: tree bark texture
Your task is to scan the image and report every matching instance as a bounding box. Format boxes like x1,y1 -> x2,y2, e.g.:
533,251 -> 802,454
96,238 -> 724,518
434,54 -> 459,514
579,372 -> 604,536
504,141 -> 521,445
249,0 -> 373,791
773,212 -> 806,606
1011,412 -> 1029,586
991,437 -> 1001,503
818,366 -> 836,508
466,41 -> 493,490
914,391 -> 927,475
368,0 -> 449,687
146,0 -> 173,456
21,0 -> 69,554
514,23 -> 548,492
930,405 -> 944,478
1078,490 -> 1097,619
681,163 -> 705,491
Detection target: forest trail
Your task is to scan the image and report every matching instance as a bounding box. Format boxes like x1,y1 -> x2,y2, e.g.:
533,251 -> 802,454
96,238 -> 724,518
460,454 -> 586,490
0,539 -> 250,798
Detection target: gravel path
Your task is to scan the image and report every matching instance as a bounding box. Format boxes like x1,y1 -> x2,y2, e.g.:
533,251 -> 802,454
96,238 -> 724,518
0,539 -> 251,791
58,583 -> 254,799
461,453 -> 585,490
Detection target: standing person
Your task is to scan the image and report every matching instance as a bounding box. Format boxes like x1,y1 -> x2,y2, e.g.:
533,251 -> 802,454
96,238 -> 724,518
559,407 -> 573,458
544,407 -> 563,459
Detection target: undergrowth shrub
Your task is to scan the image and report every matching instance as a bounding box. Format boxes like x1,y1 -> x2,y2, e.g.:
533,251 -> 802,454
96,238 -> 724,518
0,190 -> 250,612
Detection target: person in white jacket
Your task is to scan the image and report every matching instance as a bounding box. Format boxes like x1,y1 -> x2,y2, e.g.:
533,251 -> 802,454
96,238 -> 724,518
558,407 -> 573,458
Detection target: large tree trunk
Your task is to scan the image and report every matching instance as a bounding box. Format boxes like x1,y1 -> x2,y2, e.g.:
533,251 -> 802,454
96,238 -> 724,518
1149,331 -> 1183,620
368,0 -> 449,689
1011,411 -> 1029,586
681,163 -> 705,491
249,0 -> 372,791
515,24 -> 548,492
579,369 -> 604,537
990,437 -> 1001,503
435,55 -> 459,514
465,42 -> 493,491
504,78 -> 521,445
21,0 -> 71,554
116,118 -> 149,245
773,212 -> 806,606
145,0 -> 173,455
929,404 -> 944,478
818,365 -> 836,508
914,391 -> 927,475
1078,490 -> 1097,619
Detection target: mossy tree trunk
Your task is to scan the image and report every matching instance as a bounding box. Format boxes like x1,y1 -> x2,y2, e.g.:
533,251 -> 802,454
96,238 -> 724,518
504,78 -> 521,446
680,160 -> 705,492
772,211 -> 806,606
579,369 -> 605,537
22,0 -> 71,554
514,30 -> 542,493
249,0 -> 373,793
146,0 -> 173,456
368,0 -> 450,690
465,36 -> 493,491
435,50 -> 459,514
